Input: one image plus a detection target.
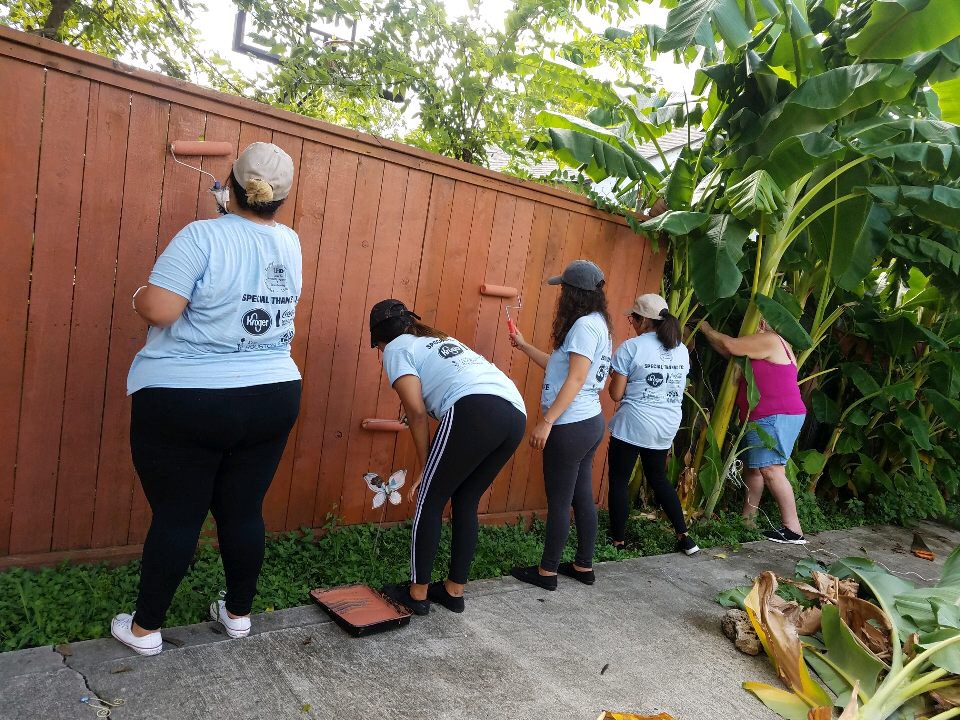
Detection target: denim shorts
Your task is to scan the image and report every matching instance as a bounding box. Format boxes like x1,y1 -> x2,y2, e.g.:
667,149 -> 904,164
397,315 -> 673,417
741,413 -> 806,468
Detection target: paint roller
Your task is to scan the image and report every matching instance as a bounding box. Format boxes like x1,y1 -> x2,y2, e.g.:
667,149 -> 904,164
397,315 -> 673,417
480,284 -> 522,335
361,419 -> 408,432
168,141 -> 235,210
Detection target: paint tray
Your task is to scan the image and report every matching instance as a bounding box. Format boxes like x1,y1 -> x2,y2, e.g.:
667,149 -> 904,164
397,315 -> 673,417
310,584 -> 412,637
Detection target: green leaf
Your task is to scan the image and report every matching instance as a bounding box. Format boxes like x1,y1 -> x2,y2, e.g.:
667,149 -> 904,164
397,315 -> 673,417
871,142 -> 960,178
638,210 -> 712,235
925,389 -> 960,427
889,234 -> 960,277
847,0 -> 960,60
664,154 -> 695,210
806,161 -> 872,289
867,185 -> 960,230
754,293 -> 813,350
895,407 -> 932,450
812,391 -> 841,424
939,544 -> 960,586
796,449 -> 827,475
717,586 -> 751,608
764,133 -> 847,188
727,170 -> 785,225
836,207 -> 894,291
819,604 -> 886,696
933,76 -> 960,124
916,628 -> 960,673
841,363 -> 882,397
658,0 -> 752,53
689,214 -> 750,303
758,64 -> 916,152
744,358 -> 762,413
833,557 -> 916,639
743,682 -> 813,720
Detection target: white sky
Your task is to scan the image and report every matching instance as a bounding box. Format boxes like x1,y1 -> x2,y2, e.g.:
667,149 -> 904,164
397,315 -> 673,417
192,0 -> 697,94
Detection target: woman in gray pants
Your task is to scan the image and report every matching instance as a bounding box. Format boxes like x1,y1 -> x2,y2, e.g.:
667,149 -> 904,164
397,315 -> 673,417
508,260 -> 612,590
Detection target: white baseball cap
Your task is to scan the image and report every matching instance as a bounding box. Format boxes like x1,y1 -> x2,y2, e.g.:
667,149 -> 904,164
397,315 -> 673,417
625,293 -> 669,319
233,142 -> 294,202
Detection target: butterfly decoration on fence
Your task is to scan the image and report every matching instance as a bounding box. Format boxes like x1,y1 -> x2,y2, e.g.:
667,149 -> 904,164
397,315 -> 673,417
363,469 -> 406,509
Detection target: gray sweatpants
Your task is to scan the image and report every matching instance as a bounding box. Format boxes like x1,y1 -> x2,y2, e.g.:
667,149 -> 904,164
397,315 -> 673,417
540,413 -> 605,571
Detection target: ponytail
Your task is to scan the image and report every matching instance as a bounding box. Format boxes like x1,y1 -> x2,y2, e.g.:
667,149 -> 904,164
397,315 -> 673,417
653,309 -> 681,350
372,314 -> 448,346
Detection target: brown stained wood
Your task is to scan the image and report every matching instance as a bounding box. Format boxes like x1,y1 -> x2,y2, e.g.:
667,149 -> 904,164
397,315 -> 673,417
290,148 -> 358,528
0,58 -> 44,555
452,187 -> 497,348
9,71 -> 90,555
155,106 -> 206,255
472,193 -> 518,360
238,123 -> 272,152
481,199 -> 536,515
92,93 -> 170,549
196,114 -> 241,221
260,132 -> 305,532
503,204 -> 554,512
0,27 -> 629,225
352,164 -> 409,526
315,156 -> 386,526
433,182 -> 478,335
278,141 -> 333,530
52,83 -> 132,551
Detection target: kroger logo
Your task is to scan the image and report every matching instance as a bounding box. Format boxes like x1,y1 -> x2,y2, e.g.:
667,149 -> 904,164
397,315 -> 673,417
242,308 -> 272,336
438,343 -> 464,359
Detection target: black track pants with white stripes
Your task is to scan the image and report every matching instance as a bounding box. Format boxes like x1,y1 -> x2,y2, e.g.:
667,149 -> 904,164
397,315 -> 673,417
411,394 -> 526,584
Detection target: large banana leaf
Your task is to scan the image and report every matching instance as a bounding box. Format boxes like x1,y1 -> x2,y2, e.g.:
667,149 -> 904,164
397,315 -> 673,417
818,604 -> 886,696
933,76 -> 960,125
889,234 -> 960,276
689,214 -> 750,303
836,206 -> 894,291
757,64 -> 916,152
761,132 -> 847,188
871,142 -> 960,177
727,169 -> 785,225
755,293 -> 813,350
867,184 -> 960,230
657,0 -> 751,53
830,557 -> 916,642
742,683 -> 812,720
637,210 -> 711,235
847,0 -> 960,60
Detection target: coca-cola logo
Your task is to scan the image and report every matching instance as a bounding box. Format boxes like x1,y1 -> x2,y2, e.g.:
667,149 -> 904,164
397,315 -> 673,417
242,308 -> 271,336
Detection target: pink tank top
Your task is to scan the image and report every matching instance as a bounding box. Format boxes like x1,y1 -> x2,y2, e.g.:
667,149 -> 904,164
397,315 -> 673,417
735,335 -> 806,421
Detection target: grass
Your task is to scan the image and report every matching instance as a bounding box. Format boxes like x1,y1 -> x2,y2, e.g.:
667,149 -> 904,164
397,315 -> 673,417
0,508 -> 776,653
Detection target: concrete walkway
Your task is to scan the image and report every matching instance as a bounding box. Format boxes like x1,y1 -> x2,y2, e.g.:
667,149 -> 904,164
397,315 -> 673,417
3,522 -> 958,720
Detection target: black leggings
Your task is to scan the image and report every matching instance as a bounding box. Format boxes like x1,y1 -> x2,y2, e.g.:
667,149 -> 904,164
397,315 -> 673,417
541,413 -> 605,572
411,395 -> 526,584
607,436 -> 687,541
130,381 -> 301,630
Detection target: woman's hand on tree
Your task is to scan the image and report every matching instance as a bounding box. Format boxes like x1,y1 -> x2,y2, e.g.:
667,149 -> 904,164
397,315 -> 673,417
529,420 -> 552,451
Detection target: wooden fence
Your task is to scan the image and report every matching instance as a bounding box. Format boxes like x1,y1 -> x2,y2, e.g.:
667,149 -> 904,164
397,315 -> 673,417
0,25 -> 665,565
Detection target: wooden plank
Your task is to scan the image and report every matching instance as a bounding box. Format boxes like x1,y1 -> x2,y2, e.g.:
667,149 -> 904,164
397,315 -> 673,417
287,148 -> 358,528
0,58 -> 44,555
502,204 -> 554,512
196,114 -> 241,221
452,187 -> 497,347
311,155 -> 385,527
259,131 -> 305,531
480,198 -> 536,515
8,71 -> 90,554
238,123 -> 272,153
379,169 -> 432,525
90,93 -> 170,548
276,141 -> 333,530
0,26 -> 631,225
432,182 -> 478,335
51,83 -> 132,551
471,194 -> 517,360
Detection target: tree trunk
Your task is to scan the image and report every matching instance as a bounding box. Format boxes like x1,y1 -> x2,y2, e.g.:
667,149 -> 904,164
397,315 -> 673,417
42,0 -> 74,39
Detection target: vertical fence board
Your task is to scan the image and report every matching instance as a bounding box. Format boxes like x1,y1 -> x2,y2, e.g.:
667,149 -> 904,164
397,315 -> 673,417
52,83 -> 132,550
0,58 -> 45,554
91,94 -> 170,548
8,72 -> 90,555
196,114 -> 241,221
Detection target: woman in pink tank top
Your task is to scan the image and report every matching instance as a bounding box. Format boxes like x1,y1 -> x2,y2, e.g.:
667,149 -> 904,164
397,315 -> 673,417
700,318 -> 807,545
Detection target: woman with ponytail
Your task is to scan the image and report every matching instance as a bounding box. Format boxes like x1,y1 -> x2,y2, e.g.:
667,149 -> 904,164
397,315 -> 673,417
508,260 -> 613,590
606,294 -> 698,556
369,300 -> 526,615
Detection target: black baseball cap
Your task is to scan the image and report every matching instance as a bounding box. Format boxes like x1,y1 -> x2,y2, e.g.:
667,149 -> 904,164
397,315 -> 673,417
547,259 -> 605,291
369,299 -> 419,347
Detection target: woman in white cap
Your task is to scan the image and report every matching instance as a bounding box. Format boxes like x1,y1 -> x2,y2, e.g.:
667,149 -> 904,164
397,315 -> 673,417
607,294 -> 698,556
508,260 -> 612,590
111,143 -> 302,655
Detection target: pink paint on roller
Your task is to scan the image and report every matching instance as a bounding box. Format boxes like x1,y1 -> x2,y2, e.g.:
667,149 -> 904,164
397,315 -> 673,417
480,284 -> 518,298
169,140 -> 233,156
361,419 -> 408,432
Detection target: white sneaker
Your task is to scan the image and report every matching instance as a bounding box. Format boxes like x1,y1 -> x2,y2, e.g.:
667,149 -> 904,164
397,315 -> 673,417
110,613 -> 163,656
210,600 -> 251,638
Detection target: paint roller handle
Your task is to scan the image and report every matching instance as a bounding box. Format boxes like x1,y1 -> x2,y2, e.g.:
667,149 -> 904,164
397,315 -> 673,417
507,318 -> 518,335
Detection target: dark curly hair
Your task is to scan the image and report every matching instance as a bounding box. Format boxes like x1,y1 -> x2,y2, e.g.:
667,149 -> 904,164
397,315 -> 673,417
371,316 -> 448,347
229,170 -> 286,219
551,283 -> 612,350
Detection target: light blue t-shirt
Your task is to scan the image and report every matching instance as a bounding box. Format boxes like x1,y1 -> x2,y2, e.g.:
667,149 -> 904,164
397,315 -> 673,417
382,334 -> 526,420
541,312 -> 612,425
127,214 -> 302,394
608,332 -> 689,450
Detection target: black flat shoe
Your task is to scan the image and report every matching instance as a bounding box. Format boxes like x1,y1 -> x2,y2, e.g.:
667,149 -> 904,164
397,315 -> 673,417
381,583 -> 431,615
510,565 -> 557,591
427,582 -> 465,613
557,562 -> 595,585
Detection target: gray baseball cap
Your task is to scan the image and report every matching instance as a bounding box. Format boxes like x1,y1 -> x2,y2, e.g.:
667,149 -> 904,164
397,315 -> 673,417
547,260 -> 605,291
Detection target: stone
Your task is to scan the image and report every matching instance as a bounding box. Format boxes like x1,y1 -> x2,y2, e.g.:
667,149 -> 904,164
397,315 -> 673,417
722,608 -> 761,656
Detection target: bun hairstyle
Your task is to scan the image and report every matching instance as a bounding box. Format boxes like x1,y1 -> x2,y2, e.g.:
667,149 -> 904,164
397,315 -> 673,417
229,170 -> 285,218
634,308 -> 682,350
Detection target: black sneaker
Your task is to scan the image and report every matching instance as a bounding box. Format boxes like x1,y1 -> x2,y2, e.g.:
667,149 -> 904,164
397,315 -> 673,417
557,562 -> 596,585
611,541 -> 627,552
381,584 -> 431,615
510,565 -> 557,591
427,582 -> 465,613
763,527 -> 807,545
676,535 -> 700,556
